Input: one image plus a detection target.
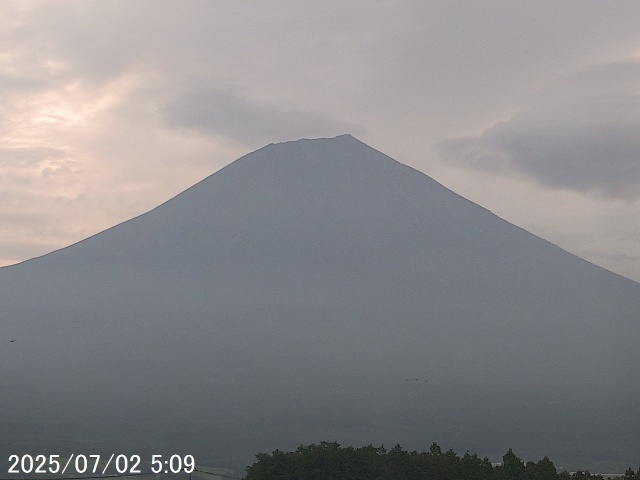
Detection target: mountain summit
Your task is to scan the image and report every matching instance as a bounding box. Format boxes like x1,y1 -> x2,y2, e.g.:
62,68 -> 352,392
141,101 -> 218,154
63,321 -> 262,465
1,135 -> 638,473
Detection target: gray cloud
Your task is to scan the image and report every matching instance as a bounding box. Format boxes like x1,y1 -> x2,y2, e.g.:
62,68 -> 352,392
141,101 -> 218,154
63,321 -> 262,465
162,85 -> 357,145
440,62 -> 640,201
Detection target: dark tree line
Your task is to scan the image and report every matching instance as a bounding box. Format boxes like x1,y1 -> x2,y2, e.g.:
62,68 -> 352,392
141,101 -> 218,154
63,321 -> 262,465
244,441 -> 640,480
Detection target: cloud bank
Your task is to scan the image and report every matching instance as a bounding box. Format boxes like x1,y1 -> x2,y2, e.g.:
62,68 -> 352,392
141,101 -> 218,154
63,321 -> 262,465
441,62 -> 640,201
163,85 -> 355,145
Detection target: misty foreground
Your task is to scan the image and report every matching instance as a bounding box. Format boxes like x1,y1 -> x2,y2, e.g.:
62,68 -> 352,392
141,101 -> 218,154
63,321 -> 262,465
1,135 -> 639,474
245,442 -> 639,480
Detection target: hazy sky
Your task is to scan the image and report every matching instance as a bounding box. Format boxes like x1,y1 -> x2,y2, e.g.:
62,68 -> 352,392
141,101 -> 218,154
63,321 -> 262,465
1,1 -> 640,281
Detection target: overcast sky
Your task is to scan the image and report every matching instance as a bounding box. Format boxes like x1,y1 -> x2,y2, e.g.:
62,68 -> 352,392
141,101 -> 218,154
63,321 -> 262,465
1,1 -> 639,282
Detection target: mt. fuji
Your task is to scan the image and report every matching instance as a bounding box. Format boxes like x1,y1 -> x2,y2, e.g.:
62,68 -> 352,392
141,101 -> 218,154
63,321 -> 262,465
1,135 -> 638,473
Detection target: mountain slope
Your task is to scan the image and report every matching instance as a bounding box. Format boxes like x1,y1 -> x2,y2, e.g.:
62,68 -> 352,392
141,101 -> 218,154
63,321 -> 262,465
1,135 -> 638,473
